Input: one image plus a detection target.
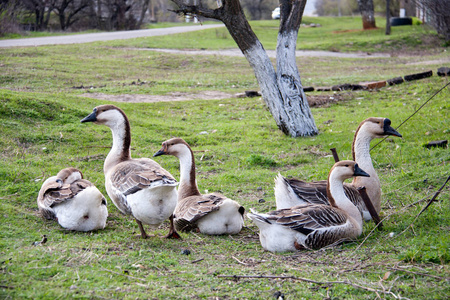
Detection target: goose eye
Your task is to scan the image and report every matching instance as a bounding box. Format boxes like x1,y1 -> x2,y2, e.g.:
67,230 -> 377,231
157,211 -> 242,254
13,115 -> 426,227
345,164 -> 349,167
101,198 -> 107,205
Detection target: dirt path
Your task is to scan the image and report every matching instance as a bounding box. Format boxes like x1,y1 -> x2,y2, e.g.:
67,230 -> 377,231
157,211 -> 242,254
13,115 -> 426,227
140,48 -> 390,58
80,91 -> 346,108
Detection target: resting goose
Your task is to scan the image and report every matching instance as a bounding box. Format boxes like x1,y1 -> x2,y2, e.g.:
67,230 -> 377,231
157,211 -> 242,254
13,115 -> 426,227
275,117 -> 402,220
153,138 -> 245,235
81,105 -> 180,239
37,167 -> 108,231
248,161 -> 369,252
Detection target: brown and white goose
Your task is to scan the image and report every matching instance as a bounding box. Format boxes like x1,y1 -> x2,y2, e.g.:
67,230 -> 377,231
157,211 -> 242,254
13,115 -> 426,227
274,117 -> 402,220
81,105 -> 180,239
153,138 -> 245,235
37,167 -> 108,231
248,161 -> 369,252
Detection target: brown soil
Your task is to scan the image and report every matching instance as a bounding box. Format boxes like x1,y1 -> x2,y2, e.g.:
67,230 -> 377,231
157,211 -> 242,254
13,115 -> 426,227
80,91 -> 345,107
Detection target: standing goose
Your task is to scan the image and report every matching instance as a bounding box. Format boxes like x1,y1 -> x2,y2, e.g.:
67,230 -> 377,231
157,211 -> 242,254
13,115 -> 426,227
248,161 -> 369,252
81,105 -> 180,239
37,167 -> 108,231
274,117 -> 402,220
153,138 -> 245,235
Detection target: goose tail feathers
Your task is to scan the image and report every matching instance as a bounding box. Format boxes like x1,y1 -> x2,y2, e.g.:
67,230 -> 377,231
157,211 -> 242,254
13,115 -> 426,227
274,173 -> 301,210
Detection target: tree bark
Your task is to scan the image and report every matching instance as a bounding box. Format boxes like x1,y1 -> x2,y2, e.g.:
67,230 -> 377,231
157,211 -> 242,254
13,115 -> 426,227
385,0 -> 391,35
357,0 -> 377,30
170,0 -> 318,137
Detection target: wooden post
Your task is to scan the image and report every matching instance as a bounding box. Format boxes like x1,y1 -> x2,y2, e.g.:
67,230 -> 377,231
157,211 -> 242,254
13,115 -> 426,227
330,148 -> 340,163
357,187 -> 383,230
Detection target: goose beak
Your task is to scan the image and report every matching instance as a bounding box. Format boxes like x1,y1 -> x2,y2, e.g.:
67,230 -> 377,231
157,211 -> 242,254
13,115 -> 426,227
353,163 -> 370,177
153,147 -> 167,157
81,109 -> 97,123
383,119 -> 402,137
153,142 -> 169,157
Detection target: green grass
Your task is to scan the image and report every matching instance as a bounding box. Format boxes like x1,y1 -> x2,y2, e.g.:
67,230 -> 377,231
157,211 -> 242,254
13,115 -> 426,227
0,17 -> 449,299
103,17 -> 445,53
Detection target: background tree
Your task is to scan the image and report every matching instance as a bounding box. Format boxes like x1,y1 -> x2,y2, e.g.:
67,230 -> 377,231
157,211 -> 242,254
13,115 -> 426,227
53,0 -> 90,30
240,0 -> 278,20
414,0 -> 450,43
357,0 -> 376,29
0,0 -> 24,35
169,0 -> 318,137
22,0 -> 54,30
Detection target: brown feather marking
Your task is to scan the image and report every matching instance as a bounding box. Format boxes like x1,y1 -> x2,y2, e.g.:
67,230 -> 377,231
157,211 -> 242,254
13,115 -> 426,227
174,193 -> 224,232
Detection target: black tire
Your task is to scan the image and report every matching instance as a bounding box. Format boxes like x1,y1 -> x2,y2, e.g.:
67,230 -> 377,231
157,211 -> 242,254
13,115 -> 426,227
390,17 -> 412,26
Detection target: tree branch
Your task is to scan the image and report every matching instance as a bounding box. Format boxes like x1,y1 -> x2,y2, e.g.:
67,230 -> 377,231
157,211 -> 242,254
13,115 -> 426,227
388,266 -> 450,282
170,0 -> 221,20
217,274 -> 409,298
399,175 -> 450,235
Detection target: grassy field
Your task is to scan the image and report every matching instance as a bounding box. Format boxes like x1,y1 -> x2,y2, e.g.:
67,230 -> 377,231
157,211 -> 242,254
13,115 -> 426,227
0,17 -> 449,299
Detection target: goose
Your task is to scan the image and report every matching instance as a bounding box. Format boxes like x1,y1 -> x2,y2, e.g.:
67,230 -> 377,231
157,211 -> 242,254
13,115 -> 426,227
248,161 -> 369,252
37,167 -> 108,231
274,117 -> 402,220
81,105 -> 180,239
153,138 -> 245,235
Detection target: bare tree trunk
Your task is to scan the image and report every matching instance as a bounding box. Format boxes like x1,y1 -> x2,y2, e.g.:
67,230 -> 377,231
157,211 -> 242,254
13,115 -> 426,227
357,0 -> 377,29
170,0 -> 318,137
137,0 -> 150,28
276,0 -> 316,136
385,0 -> 391,35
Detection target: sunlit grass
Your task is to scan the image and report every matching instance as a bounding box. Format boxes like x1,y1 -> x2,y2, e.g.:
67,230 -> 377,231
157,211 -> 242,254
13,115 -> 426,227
0,16 -> 449,299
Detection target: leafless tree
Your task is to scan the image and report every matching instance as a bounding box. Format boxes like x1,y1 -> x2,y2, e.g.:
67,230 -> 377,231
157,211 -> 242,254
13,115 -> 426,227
241,0 -> 278,20
0,0 -> 23,34
22,0 -> 54,30
414,0 -> 450,42
53,0 -> 90,30
169,0 -> 318,137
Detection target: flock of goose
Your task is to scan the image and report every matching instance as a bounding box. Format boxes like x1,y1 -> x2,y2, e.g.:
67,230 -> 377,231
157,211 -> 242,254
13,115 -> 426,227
37,104 -> 402,253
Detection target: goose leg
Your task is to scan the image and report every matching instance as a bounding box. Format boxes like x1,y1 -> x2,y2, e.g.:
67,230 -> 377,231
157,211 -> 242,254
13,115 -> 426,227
165,214 -> 181,239
135,218 -> 148,239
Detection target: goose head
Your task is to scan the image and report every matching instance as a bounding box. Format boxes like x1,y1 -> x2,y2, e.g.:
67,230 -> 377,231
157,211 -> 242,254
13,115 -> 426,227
56,167 -> 83,184
327,161 -> 369,209
153,138 -> 191,159
81,104 -> 129,130
358,117 -> 402,138
328,160 -> 370,182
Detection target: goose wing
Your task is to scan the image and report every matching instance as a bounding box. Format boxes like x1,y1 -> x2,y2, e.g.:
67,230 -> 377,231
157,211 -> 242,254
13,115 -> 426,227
110,159 -> 177,196
265,205 -> 348,235
286,178 -> 330,205
38,178 -> 92,220
267,205 -> 354,249
287,178 -> 365,212
174,194 -> 224,232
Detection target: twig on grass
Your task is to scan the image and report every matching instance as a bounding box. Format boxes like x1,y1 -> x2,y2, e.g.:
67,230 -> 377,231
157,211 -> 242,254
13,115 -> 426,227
232,256 -> 248,266
101,267 -> 146,282
0,285 -> 14,289
388,266 -> 450,282
217,274 -> 409,299
0,193 -> 19,200
353,175 -> 450,252
399,175 -> 450,236
191,258 -> 204,264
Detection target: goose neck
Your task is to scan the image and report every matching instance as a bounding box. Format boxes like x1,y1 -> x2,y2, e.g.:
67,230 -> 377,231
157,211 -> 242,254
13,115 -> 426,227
352,130 -> 374,172
327,173 -> 362,226
177,146 -> 200,199
104,121 -> 131,174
